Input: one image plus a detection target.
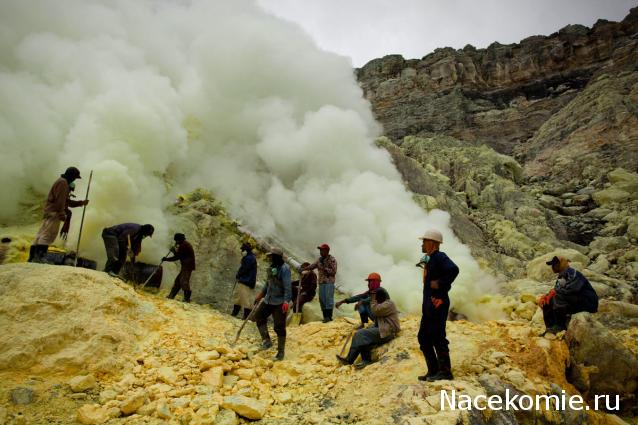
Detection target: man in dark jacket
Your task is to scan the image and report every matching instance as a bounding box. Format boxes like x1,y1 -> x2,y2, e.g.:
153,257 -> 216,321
102,223 -> 154,275
336,286 -> 400,369
254,247 -> 292,361
291,262 -> 317,313
29,167 -> 88,263
538,256 -> 598,334
164,233 -> 196,303
232,242 -> 257,318
417,229 -> 459,382
335,272 -> 382,328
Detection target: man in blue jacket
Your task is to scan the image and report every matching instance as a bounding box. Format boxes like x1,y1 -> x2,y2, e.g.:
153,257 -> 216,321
417,229 -> 459,382
254,247 -> 292,361
232,242 -> 257,319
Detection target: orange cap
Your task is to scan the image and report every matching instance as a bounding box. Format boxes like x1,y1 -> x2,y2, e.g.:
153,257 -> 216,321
365,272 -> 382,281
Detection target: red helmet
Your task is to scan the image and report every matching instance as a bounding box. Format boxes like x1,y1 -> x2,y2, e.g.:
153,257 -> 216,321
317,243 -> 330,250
365,272 -> 382,282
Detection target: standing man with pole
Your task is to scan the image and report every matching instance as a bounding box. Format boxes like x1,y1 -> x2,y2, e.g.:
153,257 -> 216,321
164,233 -> 196,303
417,229 -> 459,382
253,247 -> 292,361
29,167 -> 88,263
231,242 -> 258,319
303,243 -> 337,323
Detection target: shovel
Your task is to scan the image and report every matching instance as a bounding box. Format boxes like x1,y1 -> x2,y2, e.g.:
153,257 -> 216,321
339,330 -> 355,358
289,288 -> 303,326
232,298 -> 265,346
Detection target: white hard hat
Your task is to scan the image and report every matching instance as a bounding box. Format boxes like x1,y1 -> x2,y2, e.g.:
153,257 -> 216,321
419,229 -> 443,243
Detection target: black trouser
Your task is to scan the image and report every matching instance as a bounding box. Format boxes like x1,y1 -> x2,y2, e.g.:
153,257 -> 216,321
102,230 -> 125,274
418,299 -> 450,371
345,327 -> 393,363
254,303 -> 287,338
542,297 -> 593,329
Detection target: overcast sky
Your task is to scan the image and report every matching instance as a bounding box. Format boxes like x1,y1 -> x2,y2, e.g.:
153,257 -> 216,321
257,0 -> 637,67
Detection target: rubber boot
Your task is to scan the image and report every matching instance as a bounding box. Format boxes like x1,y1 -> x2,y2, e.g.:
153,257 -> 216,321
321,309 -> 328,323
324,309 -> 333,322
243,308 -> 251,319
429,351 -> 453,381
27,245 -> 36,262
418,348 -> 439,381
257,324 -> 272,350
31,245 -> 47,263
274,336 -> 285,361
231,305 -> 241,317
183,290 -> 191,303
167,285 -> 180,300
355,348 -> 373,369
336,346 -> 360,365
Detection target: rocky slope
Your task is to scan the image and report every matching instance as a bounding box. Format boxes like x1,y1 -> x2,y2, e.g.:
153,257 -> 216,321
1,264 -> 636,424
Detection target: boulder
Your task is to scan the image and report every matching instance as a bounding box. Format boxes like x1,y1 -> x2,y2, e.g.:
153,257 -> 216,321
69,374 -> 97,393
221,395 -> 267,420
10,387 -> 34,405
526,250 -> 588,281
565,313 -> 638,411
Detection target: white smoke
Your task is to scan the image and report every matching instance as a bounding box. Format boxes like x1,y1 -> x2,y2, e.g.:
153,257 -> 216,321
0,0 -> 500,317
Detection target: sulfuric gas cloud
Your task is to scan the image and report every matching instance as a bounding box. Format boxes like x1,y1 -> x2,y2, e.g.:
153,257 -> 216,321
0,0 -> 502,318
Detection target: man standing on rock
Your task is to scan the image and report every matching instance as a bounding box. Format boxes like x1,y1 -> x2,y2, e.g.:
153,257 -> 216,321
101,223 -> 154,275
29,167 -> 88,263
254,247 -> 292,361
417,229 -> 459,382
232,242 -> 257,318
164,233 -> 196,303
303,243 -> 337,322
538,256 -> 598,335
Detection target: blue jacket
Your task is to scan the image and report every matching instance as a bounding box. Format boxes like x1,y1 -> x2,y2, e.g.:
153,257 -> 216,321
422,250 -> 459,312
236,250 -> 257,288
260,264 -> 292,306
553,267 -> 598,313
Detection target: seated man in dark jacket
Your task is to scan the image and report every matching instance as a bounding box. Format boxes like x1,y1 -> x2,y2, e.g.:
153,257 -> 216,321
538,256 -> 598,334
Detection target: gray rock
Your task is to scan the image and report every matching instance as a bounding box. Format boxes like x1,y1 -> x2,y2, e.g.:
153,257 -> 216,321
11,387 -> 34,405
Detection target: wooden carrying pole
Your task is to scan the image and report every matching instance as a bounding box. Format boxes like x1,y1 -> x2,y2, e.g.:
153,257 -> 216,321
74,170 -> 93,267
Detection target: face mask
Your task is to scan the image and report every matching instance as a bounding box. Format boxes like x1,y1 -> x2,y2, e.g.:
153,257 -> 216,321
416,254 -> 430,268
271,267 -> 278,276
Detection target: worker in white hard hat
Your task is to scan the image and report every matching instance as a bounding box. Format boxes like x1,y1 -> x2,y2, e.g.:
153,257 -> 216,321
416,229 -> 459,382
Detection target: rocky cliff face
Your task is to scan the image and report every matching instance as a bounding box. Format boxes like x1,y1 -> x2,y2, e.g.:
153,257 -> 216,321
356,7 -> 638,173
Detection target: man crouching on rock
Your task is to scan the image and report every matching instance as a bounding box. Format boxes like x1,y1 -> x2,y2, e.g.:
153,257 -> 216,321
538,256 -> 598,335
336,285 -> 400,369
254,247 -> 292,361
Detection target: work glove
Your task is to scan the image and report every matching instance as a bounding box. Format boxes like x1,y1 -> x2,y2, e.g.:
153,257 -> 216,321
281,302 -> 289,314
82,200 -> 89,206
431,297 -> 443,309
538,289 -> 556,307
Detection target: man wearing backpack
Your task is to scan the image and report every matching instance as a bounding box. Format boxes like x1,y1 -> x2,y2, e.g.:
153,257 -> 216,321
417,229 -> 459,382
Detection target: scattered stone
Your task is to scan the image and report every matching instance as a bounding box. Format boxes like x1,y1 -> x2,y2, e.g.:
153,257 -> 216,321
77,404 -> 110,425
10,387 -> 34,405
215,408 -> 238,425
202,366 -> 224,390
69,374 -> 97,393
99,389 -> 118,404
156,401 -> 172,419
120,390 -> 147,415
222,395 -> 267,419
158,367 -> 178,384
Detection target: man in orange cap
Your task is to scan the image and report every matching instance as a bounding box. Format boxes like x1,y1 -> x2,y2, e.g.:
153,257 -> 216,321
336,272 -> 382,329
303,243 -> 337,322
538,256 -> 598,335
